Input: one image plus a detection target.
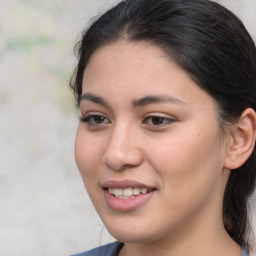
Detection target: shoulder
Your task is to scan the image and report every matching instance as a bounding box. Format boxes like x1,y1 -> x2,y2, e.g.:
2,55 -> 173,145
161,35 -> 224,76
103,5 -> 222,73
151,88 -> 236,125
240,244 -> 249,256
71,241 -> 124,256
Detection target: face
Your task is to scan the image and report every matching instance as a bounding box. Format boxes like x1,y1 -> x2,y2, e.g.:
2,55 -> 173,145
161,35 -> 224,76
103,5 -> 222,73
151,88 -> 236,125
75,41 -> 229,244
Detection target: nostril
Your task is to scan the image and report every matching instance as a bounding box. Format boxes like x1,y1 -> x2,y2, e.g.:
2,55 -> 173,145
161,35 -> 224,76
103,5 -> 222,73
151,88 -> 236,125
103,149 -> 143,171
102,128 -> 144,170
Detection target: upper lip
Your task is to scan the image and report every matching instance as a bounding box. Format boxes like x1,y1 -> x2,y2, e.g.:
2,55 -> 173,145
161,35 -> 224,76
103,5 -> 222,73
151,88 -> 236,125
102,179 -> 156,190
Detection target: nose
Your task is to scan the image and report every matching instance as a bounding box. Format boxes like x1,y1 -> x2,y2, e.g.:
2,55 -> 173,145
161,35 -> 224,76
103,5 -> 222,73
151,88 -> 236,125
103,124 -> 143,171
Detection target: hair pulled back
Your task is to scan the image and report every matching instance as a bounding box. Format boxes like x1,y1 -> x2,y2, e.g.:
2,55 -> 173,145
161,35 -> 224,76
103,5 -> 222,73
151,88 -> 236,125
70,0 -> 256,247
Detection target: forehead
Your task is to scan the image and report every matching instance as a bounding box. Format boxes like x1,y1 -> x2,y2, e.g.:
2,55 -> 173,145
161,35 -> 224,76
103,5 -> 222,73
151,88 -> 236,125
84,40 -> 170,81
82,40 -> 215,109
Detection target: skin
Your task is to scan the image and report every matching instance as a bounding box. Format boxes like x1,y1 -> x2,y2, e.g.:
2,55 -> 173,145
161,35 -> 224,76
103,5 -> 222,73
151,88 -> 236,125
75,41 -> 242,256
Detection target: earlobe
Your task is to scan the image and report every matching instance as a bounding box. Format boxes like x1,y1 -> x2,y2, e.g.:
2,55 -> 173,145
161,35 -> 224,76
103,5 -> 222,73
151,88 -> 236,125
224,108 -> 256,170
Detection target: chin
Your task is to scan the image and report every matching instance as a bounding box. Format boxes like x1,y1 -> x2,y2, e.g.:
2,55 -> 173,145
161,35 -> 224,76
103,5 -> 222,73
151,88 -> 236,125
104,221 -> 158,244
110,231 -> 151,244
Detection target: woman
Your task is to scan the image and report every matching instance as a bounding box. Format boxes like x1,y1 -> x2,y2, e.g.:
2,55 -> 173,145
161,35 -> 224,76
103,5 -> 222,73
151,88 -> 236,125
70,0 -> 256,255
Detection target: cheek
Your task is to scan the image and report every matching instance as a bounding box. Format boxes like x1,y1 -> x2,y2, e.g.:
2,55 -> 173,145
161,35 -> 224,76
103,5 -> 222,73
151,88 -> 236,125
150,125 -> 224,199
74,126 -> 103,183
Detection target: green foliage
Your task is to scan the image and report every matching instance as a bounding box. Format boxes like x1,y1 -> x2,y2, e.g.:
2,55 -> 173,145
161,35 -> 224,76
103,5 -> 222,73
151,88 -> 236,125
23,0 -> 61,15
0,92 -> 10,104
6,36 -> 54,52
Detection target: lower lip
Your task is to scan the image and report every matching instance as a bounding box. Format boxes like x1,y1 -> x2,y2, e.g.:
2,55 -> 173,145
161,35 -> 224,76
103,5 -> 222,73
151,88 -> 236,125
104,190 -> 155,211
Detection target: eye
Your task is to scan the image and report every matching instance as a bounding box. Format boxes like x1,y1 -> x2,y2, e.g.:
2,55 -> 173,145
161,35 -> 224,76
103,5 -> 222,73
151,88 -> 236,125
80,114 -> 110,125
143,116 -> 175,126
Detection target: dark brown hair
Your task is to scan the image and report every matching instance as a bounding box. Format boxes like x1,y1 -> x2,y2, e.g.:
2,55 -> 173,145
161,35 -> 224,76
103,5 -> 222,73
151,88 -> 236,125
70,0 -> 256,246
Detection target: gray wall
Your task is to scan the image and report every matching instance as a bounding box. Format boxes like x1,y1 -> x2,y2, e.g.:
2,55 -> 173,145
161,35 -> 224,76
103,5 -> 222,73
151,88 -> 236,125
0,1 -> 255,255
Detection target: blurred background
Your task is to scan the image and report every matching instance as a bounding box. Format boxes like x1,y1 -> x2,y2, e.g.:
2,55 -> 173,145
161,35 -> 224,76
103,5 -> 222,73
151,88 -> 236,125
0,0 -> 255,255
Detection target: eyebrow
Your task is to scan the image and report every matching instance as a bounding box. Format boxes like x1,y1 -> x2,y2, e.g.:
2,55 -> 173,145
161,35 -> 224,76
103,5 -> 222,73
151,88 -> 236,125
132,95 -> 187,107
79,93 -> 110,108
79,93 -> 186,108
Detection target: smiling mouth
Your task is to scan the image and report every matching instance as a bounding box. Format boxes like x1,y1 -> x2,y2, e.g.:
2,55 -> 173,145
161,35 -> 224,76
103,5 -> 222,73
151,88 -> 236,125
107,187 -> 154,199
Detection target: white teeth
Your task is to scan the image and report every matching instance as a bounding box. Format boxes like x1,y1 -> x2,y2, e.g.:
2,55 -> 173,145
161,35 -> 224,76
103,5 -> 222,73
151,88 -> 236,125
108,187 -> 150,198
133,188 -> 140,196
141,188 -> 147,194
114,188 -> 122,197
123,188 -> 133,197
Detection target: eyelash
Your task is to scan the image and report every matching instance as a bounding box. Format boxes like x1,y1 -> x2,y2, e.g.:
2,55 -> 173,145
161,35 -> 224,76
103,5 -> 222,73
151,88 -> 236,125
80,115 -> 110,125
143,116 -> 175,126
79,114 -> 176,127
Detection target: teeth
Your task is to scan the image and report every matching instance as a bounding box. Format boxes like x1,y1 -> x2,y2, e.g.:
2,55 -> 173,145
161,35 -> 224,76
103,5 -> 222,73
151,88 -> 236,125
108,187 -> 150,198
114,188 -> 122,197
133,188 -> 140,196
141,188 -> 147,194
123,188 -> 133,197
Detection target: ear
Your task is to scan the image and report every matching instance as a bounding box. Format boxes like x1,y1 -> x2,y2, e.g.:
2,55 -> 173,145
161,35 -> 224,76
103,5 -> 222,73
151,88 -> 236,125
224,108 -> 256,170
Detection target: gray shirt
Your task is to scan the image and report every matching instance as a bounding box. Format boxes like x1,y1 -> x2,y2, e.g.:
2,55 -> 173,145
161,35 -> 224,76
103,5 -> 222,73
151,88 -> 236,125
71,241 -> 249,256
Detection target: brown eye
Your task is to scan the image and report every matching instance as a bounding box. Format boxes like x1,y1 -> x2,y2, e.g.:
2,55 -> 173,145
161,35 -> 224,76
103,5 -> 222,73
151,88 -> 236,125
93,116 -> 106,124
151,117 -> 165,125
143,116 -> 175,126
80,115 -> 110,125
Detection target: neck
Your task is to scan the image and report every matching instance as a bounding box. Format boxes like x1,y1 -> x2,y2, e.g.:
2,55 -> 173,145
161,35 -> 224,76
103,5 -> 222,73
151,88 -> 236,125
119,170 -> 241,256
119,213 -> 241,256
